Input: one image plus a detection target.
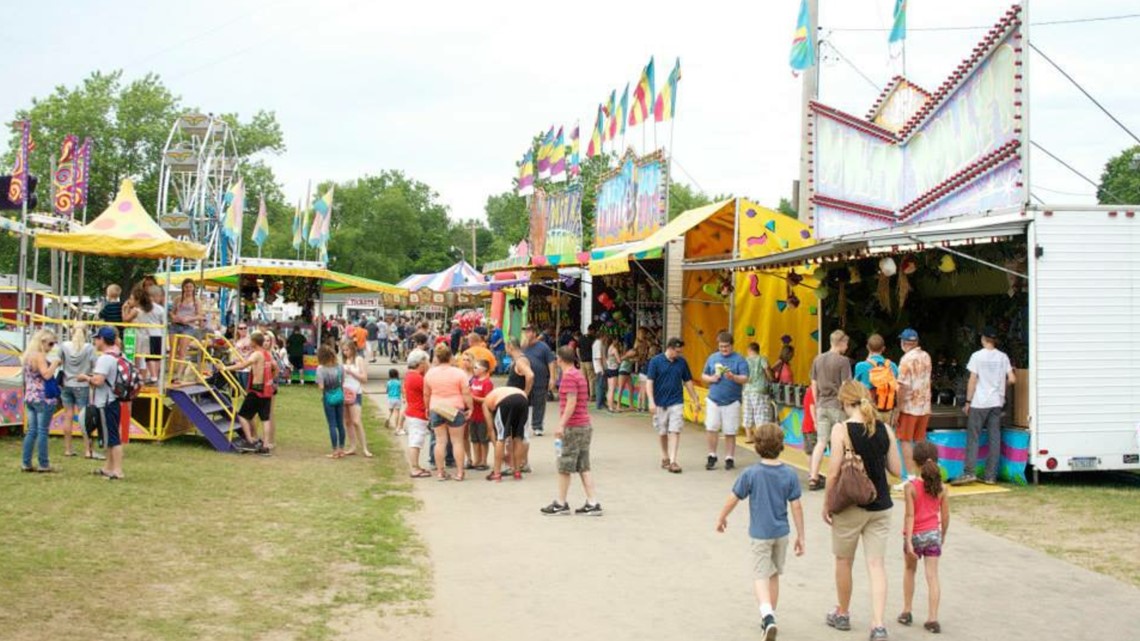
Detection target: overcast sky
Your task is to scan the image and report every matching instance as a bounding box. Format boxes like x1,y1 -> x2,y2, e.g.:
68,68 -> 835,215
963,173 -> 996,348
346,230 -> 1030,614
4,0 -> 1138,225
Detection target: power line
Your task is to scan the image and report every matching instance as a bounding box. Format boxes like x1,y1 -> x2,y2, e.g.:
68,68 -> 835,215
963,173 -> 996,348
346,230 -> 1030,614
1030,140 -> 1122,203
829,12 -> 1140,32
821,39 -> 881,93
1028,42 -> 1140,146
669,158 -> 707,196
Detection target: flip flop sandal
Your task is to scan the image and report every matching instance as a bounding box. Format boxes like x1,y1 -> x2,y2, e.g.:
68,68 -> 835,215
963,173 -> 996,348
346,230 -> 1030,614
485,472 -> 503,482
897,612 -> 913,626
410,470 -> 432,478
436,473 -> 451,481
924,621 -> 941,634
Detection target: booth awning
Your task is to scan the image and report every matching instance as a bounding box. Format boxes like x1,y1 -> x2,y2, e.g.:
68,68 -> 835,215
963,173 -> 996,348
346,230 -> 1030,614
155,263 -> 406,296
590,199 -> 736,275
35,179 -> 207,260
684,210 -> 1030,271
396,260 -> 484,292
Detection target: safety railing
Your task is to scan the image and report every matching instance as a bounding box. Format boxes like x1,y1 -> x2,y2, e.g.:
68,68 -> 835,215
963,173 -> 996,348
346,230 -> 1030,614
167,333 -> 245,442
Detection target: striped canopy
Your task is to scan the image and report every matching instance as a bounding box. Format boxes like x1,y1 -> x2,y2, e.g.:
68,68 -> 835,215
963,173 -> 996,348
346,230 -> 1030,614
396,260 -> 485,292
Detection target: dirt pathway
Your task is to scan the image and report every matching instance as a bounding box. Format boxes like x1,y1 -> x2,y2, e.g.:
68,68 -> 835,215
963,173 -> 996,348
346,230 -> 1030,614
353,366 -> 1138,640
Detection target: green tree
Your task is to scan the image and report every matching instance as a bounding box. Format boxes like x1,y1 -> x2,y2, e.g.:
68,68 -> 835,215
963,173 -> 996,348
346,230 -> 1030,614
777,197 -> 797,217
1097,145 -> 1140,204
3,71 -> 285,294
668,182 -> 712,220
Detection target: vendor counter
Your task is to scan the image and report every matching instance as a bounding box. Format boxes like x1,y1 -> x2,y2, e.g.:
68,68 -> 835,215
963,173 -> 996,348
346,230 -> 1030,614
772,401 -> 1030,486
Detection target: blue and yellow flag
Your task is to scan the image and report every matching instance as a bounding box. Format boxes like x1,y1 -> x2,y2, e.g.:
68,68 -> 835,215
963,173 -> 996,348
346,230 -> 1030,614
222,177 -> 244,242
654,58 -> 682,122
292,199 -> 303,250
309,186 -> 333,249
889,0 -> 907,43
252,195 -> 269,248
789,0 -> 816,71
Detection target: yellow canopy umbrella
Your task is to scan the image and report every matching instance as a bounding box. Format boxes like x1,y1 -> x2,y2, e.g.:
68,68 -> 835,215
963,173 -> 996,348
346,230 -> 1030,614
35,179 -> 207,259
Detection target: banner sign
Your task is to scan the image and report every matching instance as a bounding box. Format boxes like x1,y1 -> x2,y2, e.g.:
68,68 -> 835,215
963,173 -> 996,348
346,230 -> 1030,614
529,187 -> 583,257
594,150 -> 668,248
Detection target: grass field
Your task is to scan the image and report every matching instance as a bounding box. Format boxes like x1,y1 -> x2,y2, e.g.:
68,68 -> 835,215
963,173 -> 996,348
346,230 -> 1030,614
955,472 -> 1140,587
0,387 -> 426,640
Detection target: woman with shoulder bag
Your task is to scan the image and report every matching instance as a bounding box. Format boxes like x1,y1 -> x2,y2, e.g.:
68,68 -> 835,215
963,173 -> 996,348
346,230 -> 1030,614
316,346 -> 346,458
21,330 -> 62,473
822,380 -> 902,641
341,340 -> 371,458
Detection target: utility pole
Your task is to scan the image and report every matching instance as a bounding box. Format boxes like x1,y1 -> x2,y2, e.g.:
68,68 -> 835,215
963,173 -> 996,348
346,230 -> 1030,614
470,218 -> 478,269
797,0 -> 820,229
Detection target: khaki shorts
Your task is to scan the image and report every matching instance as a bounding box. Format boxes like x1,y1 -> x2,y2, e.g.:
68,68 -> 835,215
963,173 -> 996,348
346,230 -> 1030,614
558,426 -> 592,474
751,536 -> 789,579
831,506 -> 891,559
815,406 -> 846,446
652,404 -> 684,435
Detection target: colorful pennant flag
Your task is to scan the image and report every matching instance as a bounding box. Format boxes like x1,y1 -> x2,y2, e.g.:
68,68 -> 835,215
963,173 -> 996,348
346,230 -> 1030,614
292,198 -> 303,250
616,84 -> 629,138
549,127 -> 567,182
518,149 -> 535,196
309,186 -> 333,249
789,0 -> 817,71
604,90 -> 617,142
52,134 -> 79,217
537,126 -> 554,180
252,195 -> 269,248
569,122 -> 581,177
74,138 -> 92,209
301,201 -> 310,245
630,57 -> 656,127
7,120 -> 31,206
587,105 -> 604,158
222,177 -> 245,242
654,58 -> 682,122
889,0 -> 907,43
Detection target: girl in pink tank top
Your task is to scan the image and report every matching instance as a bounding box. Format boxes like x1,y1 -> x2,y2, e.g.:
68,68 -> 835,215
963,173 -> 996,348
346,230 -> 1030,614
899,441 -> 950,634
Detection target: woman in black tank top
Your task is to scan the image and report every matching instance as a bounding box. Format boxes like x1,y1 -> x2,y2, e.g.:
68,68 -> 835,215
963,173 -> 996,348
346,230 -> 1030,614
823,381 -> 903,638
505,342 -> 533,394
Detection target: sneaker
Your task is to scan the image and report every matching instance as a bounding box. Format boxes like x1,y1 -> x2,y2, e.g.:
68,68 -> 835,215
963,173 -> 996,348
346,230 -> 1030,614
826,610 -> 852,631
762,614 -> 778,640
520,464 -> 532,474
980,477 -> 998,485
540,501 -> 570,516
575,502 -> 603,516
706,455 -> 717,471
951,474 -> 977,486
533,429 -> 544,437
869,626 -> 889,640
725,458 -> 735,471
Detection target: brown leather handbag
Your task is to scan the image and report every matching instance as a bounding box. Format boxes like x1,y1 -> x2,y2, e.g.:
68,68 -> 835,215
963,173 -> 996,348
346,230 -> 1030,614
825,435 -> 878,514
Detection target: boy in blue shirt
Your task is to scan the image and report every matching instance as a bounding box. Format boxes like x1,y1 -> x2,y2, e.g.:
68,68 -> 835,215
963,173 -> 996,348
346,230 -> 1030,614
701,331 -> 750,470
716,423 -> 805,640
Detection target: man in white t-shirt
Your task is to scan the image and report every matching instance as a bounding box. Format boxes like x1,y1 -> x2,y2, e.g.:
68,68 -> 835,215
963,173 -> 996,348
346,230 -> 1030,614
376,318 -> 389,360
79,327 -> 125,480
960,326 -> 1016,485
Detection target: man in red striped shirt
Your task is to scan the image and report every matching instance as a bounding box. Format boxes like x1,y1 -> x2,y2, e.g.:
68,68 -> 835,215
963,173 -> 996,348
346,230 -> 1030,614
541,346 -> 602,516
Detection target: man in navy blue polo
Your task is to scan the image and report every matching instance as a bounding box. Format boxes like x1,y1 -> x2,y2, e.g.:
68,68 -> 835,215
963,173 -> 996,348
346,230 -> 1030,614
646,337 -> 700,474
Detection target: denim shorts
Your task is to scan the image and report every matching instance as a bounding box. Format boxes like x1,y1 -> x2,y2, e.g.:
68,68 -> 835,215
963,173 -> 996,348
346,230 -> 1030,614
429,409 -> 466,429
60,386 -> 89,408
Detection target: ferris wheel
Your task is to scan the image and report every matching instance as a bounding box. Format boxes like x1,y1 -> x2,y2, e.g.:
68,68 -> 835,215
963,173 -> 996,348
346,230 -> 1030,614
156,113 -> 240,269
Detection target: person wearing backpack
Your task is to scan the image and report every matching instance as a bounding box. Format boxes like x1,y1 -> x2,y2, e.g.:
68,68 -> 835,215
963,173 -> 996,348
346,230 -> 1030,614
80,327 -> 127,480
853,334 -> 899,424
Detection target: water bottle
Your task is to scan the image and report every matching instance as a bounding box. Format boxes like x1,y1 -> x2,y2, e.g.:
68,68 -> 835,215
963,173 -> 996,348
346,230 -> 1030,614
554,438 -> 563,458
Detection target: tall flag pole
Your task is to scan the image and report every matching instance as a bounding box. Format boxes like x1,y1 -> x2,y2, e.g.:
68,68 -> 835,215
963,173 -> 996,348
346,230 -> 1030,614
550,126 -> 566,183
252,194 -> 269,256
587,105 -> 604,159
789,0 -> 817,72
10,120 -> 33,325
569,122 -> 581,178
518,149 -> 535,196
292,197 -> 303,256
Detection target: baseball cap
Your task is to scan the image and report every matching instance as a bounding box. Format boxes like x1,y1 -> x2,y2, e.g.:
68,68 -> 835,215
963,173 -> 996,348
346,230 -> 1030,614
666,337 -> 685,348
899,328 -> 919,342
473,326 -> 489,337
522,324 -> 538,333
981,325 -> 998,339
96,326 -> 118,344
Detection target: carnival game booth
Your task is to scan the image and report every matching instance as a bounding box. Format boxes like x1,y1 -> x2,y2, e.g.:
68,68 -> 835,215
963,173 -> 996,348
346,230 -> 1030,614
158,257 -> 406,384
34,178 -> 210,445
396,260 -> 486,323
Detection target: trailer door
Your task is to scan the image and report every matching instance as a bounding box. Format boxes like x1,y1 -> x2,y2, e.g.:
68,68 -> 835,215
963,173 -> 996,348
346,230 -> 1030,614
1031,209 -> 1140,472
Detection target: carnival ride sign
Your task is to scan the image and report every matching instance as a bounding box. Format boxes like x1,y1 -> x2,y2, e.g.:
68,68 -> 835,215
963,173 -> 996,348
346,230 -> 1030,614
810,8 -> 1023,239
529,187 -> 583,257
594,150 -> 668,248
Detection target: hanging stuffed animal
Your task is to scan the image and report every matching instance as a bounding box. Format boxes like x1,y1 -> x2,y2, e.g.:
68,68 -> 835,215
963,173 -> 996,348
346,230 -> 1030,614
897,255 -> 918,310
877,257 -> 896,313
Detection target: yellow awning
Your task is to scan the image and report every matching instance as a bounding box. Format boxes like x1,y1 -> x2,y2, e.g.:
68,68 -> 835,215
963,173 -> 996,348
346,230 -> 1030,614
155,263 -> 406,296
589,199 -> 736,275
34,179 -> 207,260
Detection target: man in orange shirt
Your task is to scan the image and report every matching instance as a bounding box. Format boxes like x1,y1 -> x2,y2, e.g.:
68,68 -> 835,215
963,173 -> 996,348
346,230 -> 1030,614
352,321 -> 368,354
463,331 -> 498,374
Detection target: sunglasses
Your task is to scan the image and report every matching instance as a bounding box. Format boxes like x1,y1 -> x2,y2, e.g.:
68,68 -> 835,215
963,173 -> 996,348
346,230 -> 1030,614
46,341 -> 56,346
